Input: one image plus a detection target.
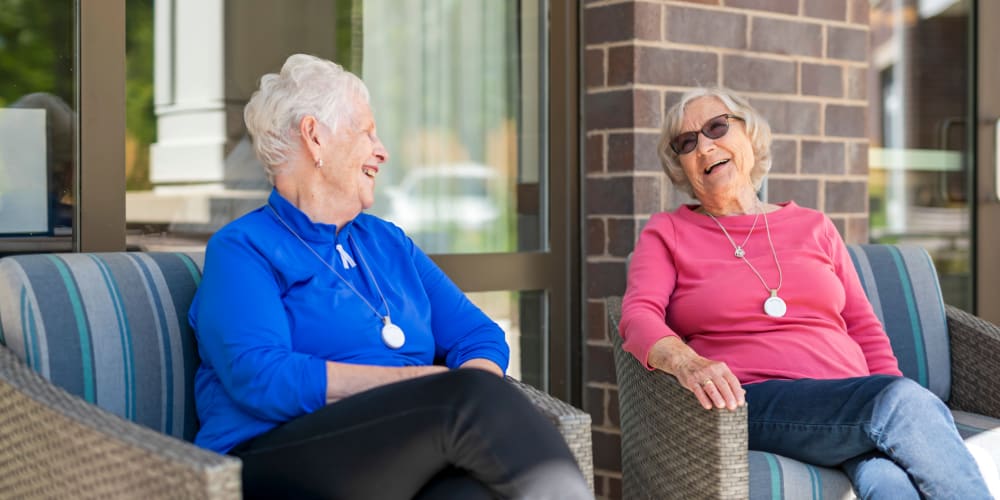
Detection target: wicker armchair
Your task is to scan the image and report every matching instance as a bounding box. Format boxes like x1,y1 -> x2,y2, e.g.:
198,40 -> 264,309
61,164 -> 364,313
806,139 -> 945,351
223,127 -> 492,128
609,244 -> 1000,499
0,252 -> 592,498
609,296 -> 750,499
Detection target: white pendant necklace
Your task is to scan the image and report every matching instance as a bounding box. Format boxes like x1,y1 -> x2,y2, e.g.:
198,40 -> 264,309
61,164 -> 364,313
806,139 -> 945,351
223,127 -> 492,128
706,207 -> 786,318
268,204 -> 406,349
349,236 -> 407,349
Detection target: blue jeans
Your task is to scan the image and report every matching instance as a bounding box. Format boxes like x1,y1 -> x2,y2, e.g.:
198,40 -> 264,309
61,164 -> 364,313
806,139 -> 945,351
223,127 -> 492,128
745,376 -> 991,499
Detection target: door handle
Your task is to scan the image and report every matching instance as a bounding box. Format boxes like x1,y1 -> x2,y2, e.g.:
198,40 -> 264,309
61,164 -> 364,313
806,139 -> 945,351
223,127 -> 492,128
936,117 -> 965,203
995,117 -> 1000,201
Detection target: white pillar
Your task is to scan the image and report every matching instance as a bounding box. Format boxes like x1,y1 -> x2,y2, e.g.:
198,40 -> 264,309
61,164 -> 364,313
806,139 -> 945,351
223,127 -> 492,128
136,0 -> 342,231
150,0 -> 227,191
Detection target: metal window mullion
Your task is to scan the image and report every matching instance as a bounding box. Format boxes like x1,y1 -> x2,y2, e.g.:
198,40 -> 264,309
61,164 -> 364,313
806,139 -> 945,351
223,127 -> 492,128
430,253 -> 555,292
77,0 -> 126,252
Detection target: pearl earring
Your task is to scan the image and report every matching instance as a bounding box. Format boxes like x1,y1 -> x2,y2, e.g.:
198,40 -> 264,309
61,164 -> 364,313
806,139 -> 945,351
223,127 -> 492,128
315,158 -> 323,168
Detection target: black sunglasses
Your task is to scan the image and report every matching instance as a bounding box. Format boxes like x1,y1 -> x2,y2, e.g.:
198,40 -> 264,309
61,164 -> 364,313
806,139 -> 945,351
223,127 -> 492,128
669,114 -> 744,155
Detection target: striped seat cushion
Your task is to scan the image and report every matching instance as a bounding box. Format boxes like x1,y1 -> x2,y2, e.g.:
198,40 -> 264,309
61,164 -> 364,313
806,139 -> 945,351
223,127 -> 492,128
749,451 -> 855,499
846,244 -> 951,401
0,252 -> 205,442
749,411 -> 1000,500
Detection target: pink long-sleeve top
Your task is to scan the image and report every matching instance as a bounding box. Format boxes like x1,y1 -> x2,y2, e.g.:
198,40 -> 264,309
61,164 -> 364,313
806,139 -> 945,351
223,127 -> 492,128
620,201 -> 901,385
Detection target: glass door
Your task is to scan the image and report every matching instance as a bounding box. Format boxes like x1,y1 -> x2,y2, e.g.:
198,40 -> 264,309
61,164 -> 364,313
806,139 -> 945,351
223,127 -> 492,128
868,0 -> 1000,322
974,0 -> 1000,323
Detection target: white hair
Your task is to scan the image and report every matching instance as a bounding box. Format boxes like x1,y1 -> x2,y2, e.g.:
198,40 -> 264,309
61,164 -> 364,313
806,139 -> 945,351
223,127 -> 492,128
657,87 -> 773,197
243,54 -> 370,178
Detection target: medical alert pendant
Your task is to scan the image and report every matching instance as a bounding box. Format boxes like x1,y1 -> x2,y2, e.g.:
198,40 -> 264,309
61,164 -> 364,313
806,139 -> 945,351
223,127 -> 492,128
381,317 -> 406,349
764,290 -> 787,318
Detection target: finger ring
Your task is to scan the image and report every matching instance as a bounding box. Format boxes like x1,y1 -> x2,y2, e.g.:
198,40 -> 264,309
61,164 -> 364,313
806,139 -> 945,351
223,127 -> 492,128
701,379 -> 714,387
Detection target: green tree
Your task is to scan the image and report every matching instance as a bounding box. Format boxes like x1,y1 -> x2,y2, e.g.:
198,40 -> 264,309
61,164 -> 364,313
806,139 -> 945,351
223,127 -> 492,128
0,0 -> 74,107
0,0 -> 154,190
125,0 -> 155,190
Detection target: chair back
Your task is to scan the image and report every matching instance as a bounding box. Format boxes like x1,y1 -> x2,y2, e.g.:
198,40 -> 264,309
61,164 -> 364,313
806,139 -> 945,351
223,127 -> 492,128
0,252 -> 205,441
846,244 -> 951,401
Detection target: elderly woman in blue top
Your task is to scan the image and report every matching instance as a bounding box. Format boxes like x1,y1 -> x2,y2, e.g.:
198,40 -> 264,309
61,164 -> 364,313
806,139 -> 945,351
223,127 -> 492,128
189,53 -> 591,500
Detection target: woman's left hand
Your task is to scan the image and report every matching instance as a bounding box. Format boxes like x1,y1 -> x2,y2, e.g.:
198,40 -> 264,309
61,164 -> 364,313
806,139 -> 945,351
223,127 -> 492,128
675,355 -> 746,411
648,336 -> 746,411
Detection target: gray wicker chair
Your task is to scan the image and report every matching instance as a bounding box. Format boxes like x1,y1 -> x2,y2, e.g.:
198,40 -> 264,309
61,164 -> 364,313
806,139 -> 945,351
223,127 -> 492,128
609,244 -> 1000,499
0,252 -> 592,498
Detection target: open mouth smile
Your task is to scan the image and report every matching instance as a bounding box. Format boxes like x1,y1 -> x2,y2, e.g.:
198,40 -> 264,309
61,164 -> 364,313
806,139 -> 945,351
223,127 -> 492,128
705,159 -> 729,175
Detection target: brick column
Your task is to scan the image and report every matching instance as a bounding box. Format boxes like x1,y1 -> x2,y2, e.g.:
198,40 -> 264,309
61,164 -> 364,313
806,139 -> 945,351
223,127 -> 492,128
582,1 -> 871,497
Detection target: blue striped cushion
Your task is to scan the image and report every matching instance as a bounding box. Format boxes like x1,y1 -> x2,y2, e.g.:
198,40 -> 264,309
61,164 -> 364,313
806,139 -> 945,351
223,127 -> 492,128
749,451 -> 855,499
846,244 -> 950,401
749,411 -> 1000,500
0,252 -> 205,442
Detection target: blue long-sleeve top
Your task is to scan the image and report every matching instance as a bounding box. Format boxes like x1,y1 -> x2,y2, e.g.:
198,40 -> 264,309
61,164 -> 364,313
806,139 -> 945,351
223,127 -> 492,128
189,189 -> 510,453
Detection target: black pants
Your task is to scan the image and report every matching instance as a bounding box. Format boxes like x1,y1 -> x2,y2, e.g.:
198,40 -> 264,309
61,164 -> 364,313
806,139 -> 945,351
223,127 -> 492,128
229,369 -> 590,499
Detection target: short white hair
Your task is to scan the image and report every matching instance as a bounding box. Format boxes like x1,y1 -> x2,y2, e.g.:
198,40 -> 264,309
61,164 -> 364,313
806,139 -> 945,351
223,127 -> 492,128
657,87 -> 773,197
244,54 -> 370,177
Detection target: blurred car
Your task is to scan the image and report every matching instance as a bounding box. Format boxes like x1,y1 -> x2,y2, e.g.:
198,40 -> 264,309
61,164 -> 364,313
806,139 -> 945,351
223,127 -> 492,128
383,163 -> 502,233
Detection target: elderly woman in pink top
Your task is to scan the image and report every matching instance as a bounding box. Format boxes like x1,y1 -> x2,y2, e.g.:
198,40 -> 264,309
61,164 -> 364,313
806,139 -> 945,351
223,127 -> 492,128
620,87 -> 990,499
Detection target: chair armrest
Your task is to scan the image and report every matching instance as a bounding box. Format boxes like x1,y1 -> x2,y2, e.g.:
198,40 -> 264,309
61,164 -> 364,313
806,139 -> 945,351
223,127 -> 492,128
608,297 -> 748,500
0,346 -> 241,499
507,376 -> 594,491
946,304 -> 1000,418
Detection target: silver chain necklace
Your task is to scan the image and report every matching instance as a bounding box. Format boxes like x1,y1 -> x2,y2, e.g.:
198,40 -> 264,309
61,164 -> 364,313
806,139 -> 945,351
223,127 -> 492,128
710,210 -> 759,258
267,204 -> 406,348
706,208 -> 787,318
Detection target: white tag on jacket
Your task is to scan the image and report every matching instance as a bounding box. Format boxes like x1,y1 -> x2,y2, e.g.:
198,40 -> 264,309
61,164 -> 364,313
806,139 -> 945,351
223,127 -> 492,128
335,244 -> 357,270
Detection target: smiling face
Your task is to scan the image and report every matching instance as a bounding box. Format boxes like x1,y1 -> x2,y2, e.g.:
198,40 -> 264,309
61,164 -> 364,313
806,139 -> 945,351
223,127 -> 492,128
676,96 -> 757,208
318,93 -> 389,212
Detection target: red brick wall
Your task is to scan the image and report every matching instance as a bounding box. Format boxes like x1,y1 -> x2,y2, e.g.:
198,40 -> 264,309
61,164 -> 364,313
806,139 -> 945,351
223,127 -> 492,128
582,1 -> 872,497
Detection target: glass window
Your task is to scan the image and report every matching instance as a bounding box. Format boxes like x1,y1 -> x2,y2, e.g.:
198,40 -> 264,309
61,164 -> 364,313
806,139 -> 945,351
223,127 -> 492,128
867,0 -> 971,310
125,0 -> 547,256
361,0 -> 546,254
124,0 -> 554,386
0,0 -> 77,252
466,290 -> 546,386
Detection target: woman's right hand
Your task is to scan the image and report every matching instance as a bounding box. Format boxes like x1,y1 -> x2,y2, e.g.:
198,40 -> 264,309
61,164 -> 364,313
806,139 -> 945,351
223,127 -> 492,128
647,337 -> 746,411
